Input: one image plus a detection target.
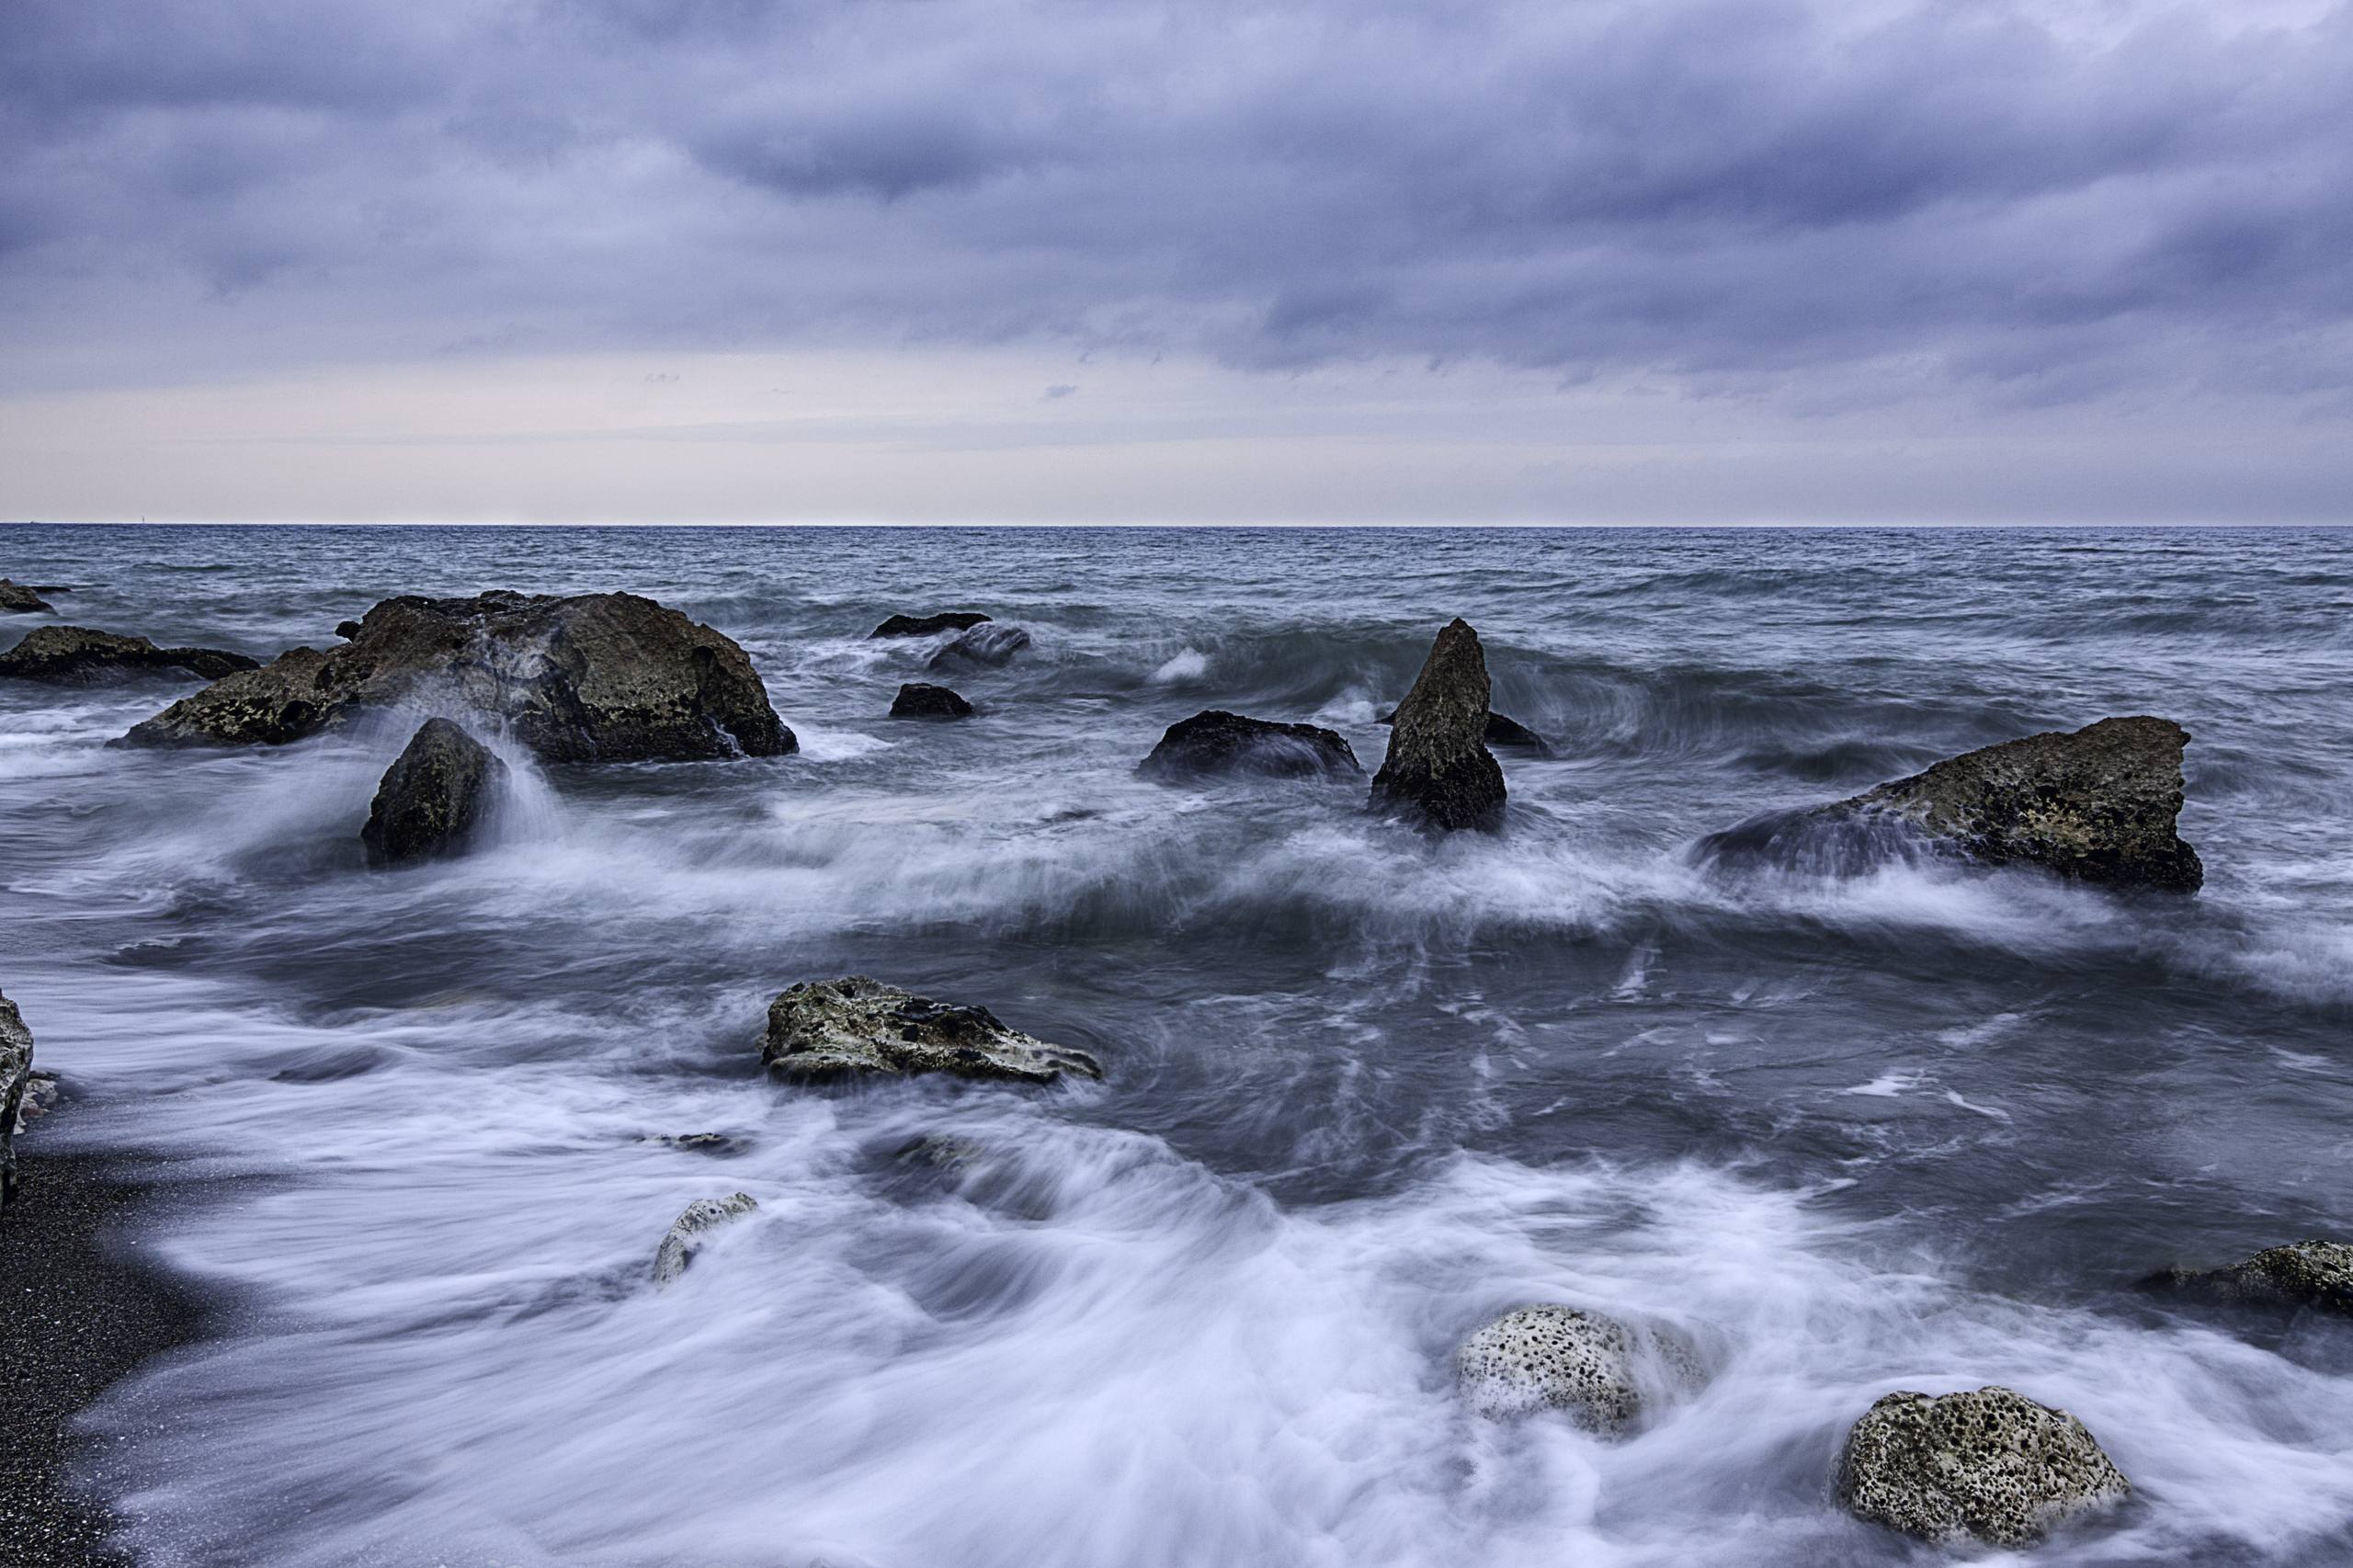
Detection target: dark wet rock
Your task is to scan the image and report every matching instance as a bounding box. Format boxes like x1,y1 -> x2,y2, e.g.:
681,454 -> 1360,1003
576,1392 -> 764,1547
1369,619 -> 1506,832
361,719 -> 506,866
120,589 -> 794,762
871,611 -> 991,639
2143,1240 -> 2353,1316
1377,706 -> 1551,756
763,976 -> 1103,1085
638,1131 -> 750,1157
652,1192 -> 758,1286
0,579 -> 54,614
890,682 -> 975,721
1,992 -> 33,1209
1455,1305 -> 1702,1434
1836,1385 -> 2131,1548
927,623 -> 1030,671
1138,710 -> 1360,781
335,619 -> 363,640
0,625 -> 258,685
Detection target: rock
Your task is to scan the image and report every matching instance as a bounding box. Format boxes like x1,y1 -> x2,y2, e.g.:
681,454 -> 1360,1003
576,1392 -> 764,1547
119,590 -> 794,762
889,682 -> 975,721
1369,619 -> 1506,832
652,1192 -> 758,1286
1,991 -> 33,1209
1836,1385 -> 2131,1548
2143,1240 -> 2353,1315
0,625 -> 258,685
1137,710 -> 1360,780
1455,1305 -> 1699,1434
763,976 -> 1103,1085
361,719 -> 506,866
871,611 -> 991,640
0,579 -> 54,614
335,619 -> 363,640
639,1131 -> 750,1156
927,623 -> 1030,671
1377,706 -> 1551,756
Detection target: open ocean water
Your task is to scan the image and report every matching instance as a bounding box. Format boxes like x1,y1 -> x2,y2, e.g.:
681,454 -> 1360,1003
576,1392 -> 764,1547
2,523 -> 2349,1567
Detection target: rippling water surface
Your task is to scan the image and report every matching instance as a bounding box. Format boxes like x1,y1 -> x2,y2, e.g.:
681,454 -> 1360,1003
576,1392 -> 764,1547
3,524 -> 2349,1567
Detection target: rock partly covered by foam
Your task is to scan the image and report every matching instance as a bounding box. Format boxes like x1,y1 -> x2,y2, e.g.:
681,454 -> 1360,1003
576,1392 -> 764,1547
0,579 -> 56,614
652,1192 -> 758,1286
1369,619 -> 1506,832
1837,1385 -> 2131,1548
1,991 -> 31,1209
927,623 -> 1030,671
0,625 -> 258,685
763,976 -> 1102,1085
120,590 -> 793,762
1378,707 -> 1552,756
872,611 -> 991,640
1836,717 -> 2200,891
2143,1240 -> 2353,1315
362,719 -> 506,866
1455,1305 -> 1700,1434
889,683 -> 974,721
1138,710 -> 1360,781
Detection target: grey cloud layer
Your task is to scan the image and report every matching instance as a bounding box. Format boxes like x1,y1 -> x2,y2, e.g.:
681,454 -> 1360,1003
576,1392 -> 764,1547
4,0 -> 2349,407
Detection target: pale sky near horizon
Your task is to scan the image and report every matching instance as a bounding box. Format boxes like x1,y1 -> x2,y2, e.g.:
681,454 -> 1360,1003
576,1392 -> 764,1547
4,0 -> 2349,525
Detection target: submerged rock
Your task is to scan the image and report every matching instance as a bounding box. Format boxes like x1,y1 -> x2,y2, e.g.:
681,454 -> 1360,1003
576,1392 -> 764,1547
2143,1240 -> 2353,1315
889,682 -> 975,721
119,590 -> 793,762
361,719 -> 506,866
872,611 -> 991,640
1455,1305 -> 1700,1434
0,625 -> 258,684
1369,619 -> 1506,832
1,991 -> 31,1209
763,976 -> 1103,1085
1137,710 -> 1360,780
1377,707 -> 1552,756
652,1192 -> 758,1286
1836,1385 -> 2131,1548
927,623 -> 1030,671
0,579 -> 55,614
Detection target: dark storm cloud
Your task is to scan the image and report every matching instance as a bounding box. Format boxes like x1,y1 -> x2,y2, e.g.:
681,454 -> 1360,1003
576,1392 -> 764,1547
4,0 -> 2350,409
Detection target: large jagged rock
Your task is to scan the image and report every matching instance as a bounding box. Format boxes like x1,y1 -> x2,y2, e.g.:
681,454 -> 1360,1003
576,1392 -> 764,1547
1369,619 -> 1506,832
889,682 -> 974,721
652,1192 -> 758,1286
927,624 -> 1029,671
1,992 -> 30,1209
1377,707 -> 1552,756
0,579 -> 55,614
119,590 -> 793,762
763,976 -> 1103,1085
1455,1305 -> 1700,1434
2143,1240 -> 2353,1316
1138,710 -> 1360,781
0,625 -> 257,684
361,720 -> 506,866
1837,1386 -> 2131,1548
872,611 -> 991,640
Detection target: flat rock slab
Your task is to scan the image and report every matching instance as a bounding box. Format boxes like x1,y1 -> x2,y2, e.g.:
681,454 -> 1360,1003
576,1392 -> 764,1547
1138,710 -> 1360,780
1837,1385 -> 2131,1548
0,579 -> 53,614
871,611 -> 991,639
890,682 -> 975,720
1369,618 -> 1506,832
763,976 -> 1102,1085
362,719 -> 506,866
2144,1239 -> 2353,1315
0,625 -> 256,684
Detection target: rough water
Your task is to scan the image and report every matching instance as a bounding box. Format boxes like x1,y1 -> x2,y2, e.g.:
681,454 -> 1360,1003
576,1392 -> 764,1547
2,523 -> 2349,1568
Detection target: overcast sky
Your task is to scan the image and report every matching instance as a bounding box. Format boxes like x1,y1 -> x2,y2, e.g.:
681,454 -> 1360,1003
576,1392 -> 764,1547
3,0 -> 2348,524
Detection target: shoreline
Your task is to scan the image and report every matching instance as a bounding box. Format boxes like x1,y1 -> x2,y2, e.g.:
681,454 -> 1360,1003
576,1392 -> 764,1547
0,1142 -> 203,1568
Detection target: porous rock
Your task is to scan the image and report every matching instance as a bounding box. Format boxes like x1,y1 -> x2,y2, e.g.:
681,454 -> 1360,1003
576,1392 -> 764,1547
361,719 -> 506,866
1455,1305 -> 1699,1434
1,991 -> 34,1209
871,611 -> 991,639
1378,707 -> 1552,756
0,625 -> 258,684
763,976 -> 1102,1085
119,589 -> 793,762
2143,1240 -> 2353,1315
1138,710 -> 1360,780
1836,1385 -> 2131,1548
652,1192 -> 758,1286
1369,619 -> 1506,832
0,579 -> 55,614
927,623 -> 1030,671
889,683 -> 975,720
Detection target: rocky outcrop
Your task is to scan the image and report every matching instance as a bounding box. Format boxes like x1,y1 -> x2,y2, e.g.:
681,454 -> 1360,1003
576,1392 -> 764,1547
1837,1386 -> 2131,1548
652,1192 -> 758,1286
361,720 -> 506,866
1137,710 -> 1360,781
872,611 -> 991,640
1455,1305 -> 1699,1434
2143,1240 -> 2353,1315
0,626 -> 258,684
1378,707 -> 1552,756
889,683 -> 974,721
0,992 -> 30,1208
927,624 -> 1030,671
119,590 -> 793,762
763,976 -> 1103,1085
1368,619 -> 1506,832
0,579 -> 55,614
